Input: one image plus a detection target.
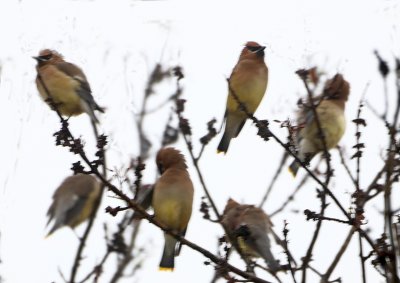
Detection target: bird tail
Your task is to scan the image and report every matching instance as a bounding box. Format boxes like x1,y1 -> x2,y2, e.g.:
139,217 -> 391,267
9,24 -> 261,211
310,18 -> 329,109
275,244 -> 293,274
159,234 -> 177,271
45,222 -> 61,238
254,237 -> 281,273
217,132 -> 232,154
263,249 -> 281,273
288,160 -> 300,177
217,115 -> 245,154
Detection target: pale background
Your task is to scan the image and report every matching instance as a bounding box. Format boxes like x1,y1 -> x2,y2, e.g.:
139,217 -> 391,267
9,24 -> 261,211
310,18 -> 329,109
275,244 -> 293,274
0,0 -> 399,282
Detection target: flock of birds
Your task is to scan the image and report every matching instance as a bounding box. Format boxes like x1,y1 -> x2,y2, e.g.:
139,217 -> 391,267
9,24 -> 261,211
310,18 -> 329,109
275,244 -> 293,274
33,41 -> 350,272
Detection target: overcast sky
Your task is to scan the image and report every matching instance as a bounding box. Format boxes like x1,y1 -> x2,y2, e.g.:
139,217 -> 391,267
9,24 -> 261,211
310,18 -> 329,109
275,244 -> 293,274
1,0 -> 399,282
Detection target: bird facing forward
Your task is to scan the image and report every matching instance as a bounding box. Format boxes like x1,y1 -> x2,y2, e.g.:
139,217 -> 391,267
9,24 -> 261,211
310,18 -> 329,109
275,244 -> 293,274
33,49 -> 104,123
46,174 -> 101,237
288,74 -> 350,176
217,41 -> 268,153
152,147 -> 194,271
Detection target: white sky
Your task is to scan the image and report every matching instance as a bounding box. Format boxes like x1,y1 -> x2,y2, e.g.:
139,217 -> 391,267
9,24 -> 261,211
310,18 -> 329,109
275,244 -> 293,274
0,0 -> 399,282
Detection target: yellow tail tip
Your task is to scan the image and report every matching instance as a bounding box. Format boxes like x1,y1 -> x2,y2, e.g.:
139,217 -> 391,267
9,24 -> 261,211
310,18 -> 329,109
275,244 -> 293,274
159,267 -> 174,272
217,150 -> 226,154
45,232 -> 53,239
288,167 -> 296,178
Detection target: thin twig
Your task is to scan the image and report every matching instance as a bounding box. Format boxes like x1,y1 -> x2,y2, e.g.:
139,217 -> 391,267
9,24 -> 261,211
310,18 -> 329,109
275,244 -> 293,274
296,70 -> 333,283
70,124 -> 107,283
227,81 -> 349,220
36,74 -> 108,283
359,233 -> 367,283
109,221 -> 142,283
258,152 -> 289,208
269,159 -> 322,217
321,226 -> 357,282
337,145 -> 358,187
41,74 -> 272,283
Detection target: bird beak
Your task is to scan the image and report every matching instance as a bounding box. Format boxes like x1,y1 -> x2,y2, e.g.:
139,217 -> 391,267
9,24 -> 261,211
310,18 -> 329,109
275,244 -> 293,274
257,46 -> 266,54
32,56 -> 46,62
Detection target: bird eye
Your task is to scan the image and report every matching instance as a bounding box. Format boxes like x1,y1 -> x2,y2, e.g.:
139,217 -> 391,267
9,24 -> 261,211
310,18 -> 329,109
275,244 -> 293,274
246,46 -> 260,52
38,54 -> 53,61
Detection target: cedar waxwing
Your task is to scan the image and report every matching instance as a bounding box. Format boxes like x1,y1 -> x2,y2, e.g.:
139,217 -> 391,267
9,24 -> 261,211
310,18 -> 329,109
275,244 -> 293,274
289,74 -> 350,176
33,49 -> 104,123
222,198 -> 281,272
152,147 -> 194,271
46,174 -> 101,236
217,41 -> 268,153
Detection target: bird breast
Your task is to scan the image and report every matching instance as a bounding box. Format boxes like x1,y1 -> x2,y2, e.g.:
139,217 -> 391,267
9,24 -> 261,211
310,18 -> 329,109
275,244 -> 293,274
228,62 -> 268,114
36,65 -> 84,116
302,101 -> 346,150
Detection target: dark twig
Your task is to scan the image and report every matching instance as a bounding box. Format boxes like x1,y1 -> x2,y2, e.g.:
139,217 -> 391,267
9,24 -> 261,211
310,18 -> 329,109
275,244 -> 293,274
295,70 -> 333,283
227,81 -> 349,219
174,83 -> 221,220
359,233 -> 367,283
374,50 -> 389,121
352,101 -> 366,191
109,221 -> 142,283
70,131 -> 107,283
303,209 -> 352,225
321,226 -> 357,282
282,221 -> 298,283
301,189 -> 327,283
337,145 -> 358,187
269,159 -> 322,217
36,74 -> 108,283
258,152 -> 289,208
296,70 -> 332,176
51,118 -> 272,283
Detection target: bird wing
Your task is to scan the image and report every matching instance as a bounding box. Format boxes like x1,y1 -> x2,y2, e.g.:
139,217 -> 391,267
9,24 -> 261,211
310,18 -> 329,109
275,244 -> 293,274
47,193 -> 80,234
55,62 -> 103,112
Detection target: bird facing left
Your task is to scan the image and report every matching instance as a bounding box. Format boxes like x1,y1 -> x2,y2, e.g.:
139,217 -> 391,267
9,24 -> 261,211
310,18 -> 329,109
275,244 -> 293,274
33,49 -> 104,123
46,174 -> 101,237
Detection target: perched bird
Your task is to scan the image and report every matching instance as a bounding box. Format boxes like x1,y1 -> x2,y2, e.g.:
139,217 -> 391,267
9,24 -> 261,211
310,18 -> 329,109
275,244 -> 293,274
222,198 -> 280,272
217,41 -> 268,153
33,49 -> 104,123
152,147 -> 194,271
289,74 -> 350,176
46,174 -> 101,236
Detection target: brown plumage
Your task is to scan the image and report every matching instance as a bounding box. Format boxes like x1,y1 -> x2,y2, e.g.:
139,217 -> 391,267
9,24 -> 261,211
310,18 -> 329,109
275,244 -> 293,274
46,174 -> 101,236
152,147 -> 194,271
217,41 -> 268,153
33,49 -> 104,123
222,198 -> 280,272
289,74 -> 350,176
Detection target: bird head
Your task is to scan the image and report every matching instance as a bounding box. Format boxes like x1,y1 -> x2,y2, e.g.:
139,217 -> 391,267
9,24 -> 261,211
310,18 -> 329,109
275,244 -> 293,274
156,147 -> 187,174
239,41 -> 266,60
223,198 -> 240,215
323,74 -> 350,102
33,49 -> 64,65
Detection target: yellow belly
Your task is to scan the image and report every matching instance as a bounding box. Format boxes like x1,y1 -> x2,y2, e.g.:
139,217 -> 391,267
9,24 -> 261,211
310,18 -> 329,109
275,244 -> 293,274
227,71 -> 267,114
237,237 -> 259,258
36,68 -> 84,116
302,103 -> 346,150
153,199 -> 191,232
